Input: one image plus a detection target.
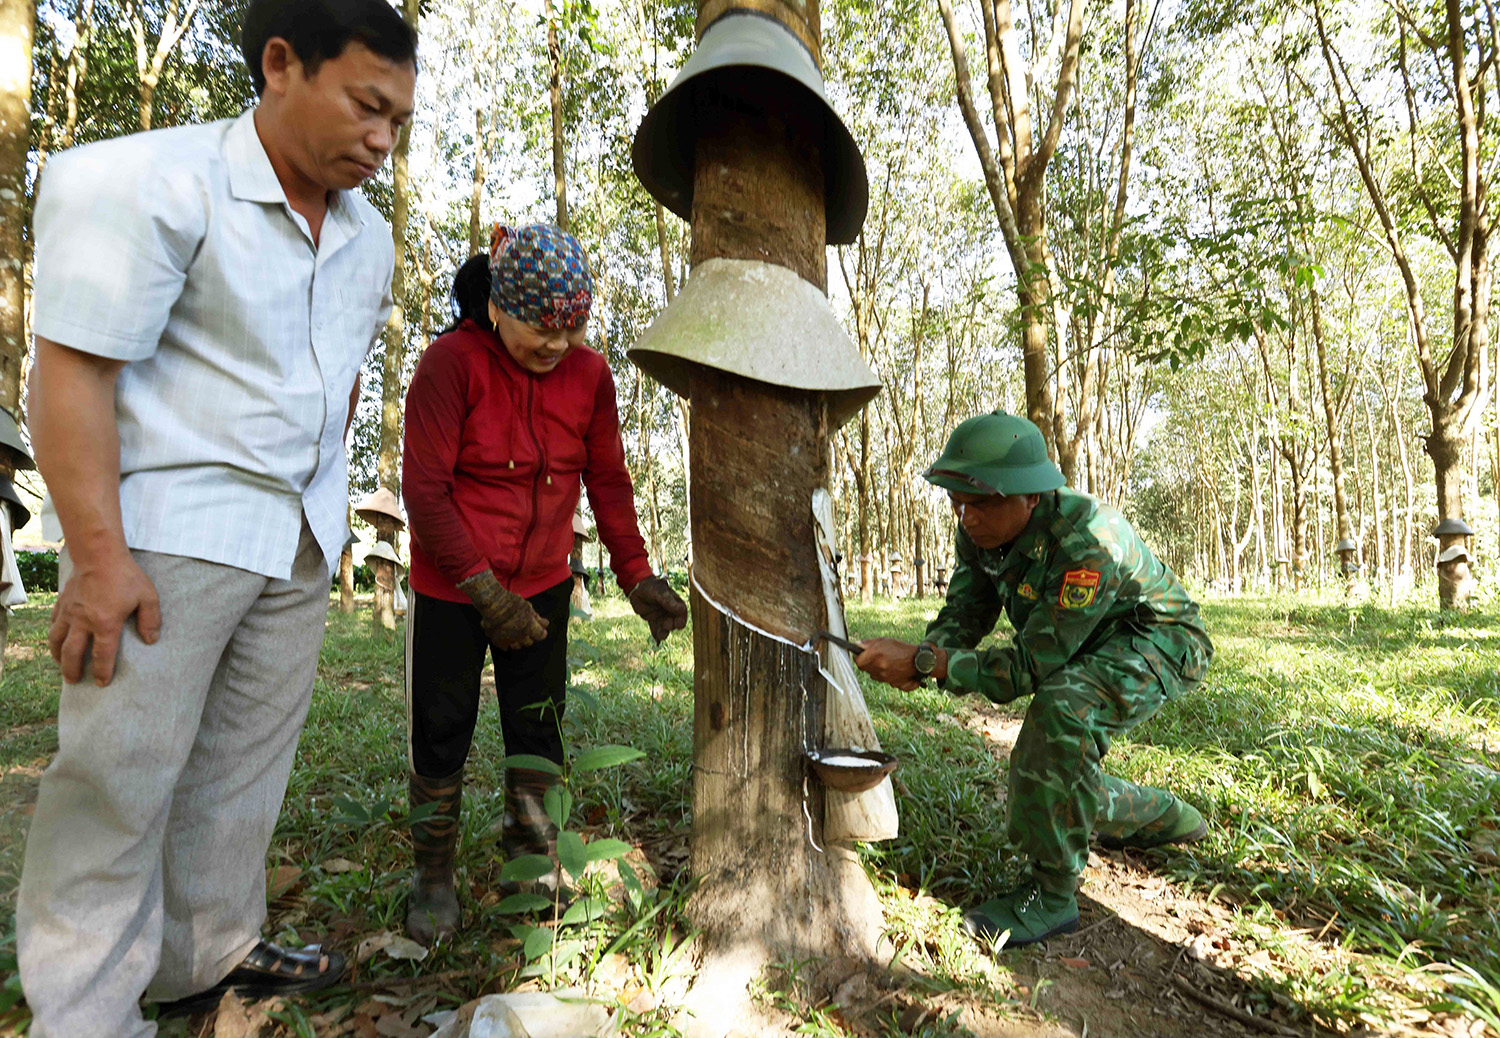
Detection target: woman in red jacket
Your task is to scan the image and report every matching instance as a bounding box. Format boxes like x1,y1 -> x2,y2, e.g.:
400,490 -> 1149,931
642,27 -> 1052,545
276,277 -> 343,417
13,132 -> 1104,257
401,224 -> 686,943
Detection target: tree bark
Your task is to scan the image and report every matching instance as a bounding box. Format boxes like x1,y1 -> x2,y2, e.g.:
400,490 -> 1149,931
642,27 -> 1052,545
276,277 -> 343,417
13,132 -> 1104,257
1429,423 -> 1476,607
1361,391 -> 1386,586
1313,0 -> 1492,609
339,547 -> 355,613
936,0 -> 1083,448
469,107 -> 488,256
0,0 -> 33,425
127,0 -> 203,131
371,0 -> 419,631
676,7 -> 883,1019
546,0 -> 568,230
1389,389 -> 1415,583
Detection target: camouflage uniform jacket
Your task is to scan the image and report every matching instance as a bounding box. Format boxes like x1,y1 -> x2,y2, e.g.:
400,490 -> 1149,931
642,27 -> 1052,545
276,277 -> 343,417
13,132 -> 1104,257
925,488 -> 1210,704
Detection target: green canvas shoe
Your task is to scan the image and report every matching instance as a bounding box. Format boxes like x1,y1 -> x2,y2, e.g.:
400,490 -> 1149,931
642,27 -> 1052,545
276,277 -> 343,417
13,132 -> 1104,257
1098,799 -> 1207,851
962,884 -> 1079,949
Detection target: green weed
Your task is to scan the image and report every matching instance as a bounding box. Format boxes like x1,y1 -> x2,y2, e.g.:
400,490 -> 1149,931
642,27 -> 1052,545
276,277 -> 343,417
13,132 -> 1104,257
0,592 -> 1496,1035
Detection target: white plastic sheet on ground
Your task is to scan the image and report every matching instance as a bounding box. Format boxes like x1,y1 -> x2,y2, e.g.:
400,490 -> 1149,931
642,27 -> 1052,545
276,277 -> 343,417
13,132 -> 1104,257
427,989 -> 619,1038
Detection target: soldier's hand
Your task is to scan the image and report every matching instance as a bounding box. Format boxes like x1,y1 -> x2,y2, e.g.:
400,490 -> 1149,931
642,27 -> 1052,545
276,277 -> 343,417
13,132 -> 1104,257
854,638 -> 923,691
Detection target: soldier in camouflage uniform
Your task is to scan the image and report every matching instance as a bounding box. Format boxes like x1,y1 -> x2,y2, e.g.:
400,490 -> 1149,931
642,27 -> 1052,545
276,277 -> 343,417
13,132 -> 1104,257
855,411 -> 1213,947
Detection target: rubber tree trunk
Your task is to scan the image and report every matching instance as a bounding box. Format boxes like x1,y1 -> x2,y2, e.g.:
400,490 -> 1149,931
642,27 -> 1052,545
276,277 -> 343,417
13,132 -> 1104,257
0,0 -> 33,419
1430,424 -> 1476,609
372,516 -> 398,631
371,0 -> 418,632
857,408 -> 871,603
681,4 -> 882,1017
914,518 -> 926,598
469,107 -> 487,256
546,0 -> 568,231
338,547 -> 356,613
0,0 -> 35,679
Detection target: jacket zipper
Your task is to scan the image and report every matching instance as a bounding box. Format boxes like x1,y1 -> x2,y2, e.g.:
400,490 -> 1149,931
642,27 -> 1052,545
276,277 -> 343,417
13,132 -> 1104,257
509,375 -> 548,586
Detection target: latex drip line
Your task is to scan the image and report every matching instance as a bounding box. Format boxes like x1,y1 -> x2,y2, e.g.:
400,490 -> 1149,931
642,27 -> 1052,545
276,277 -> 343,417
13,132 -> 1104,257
798,670 -> 824,854
690,569 -> 815,652
803,774 -> 824,854
691,568 -> 827,853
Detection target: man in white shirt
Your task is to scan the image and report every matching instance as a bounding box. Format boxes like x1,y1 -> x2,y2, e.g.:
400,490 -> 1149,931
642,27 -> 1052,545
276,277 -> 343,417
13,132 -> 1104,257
16,2 -> 416,1034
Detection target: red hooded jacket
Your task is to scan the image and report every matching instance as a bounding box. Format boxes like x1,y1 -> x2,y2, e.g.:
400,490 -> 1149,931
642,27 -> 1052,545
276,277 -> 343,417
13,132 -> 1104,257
402,319 -> 654,602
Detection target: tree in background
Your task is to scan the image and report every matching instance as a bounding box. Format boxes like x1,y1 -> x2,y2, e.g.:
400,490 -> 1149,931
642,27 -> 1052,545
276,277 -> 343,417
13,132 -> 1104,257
1312,0 -> 1493,609
936,0 -> 1083,447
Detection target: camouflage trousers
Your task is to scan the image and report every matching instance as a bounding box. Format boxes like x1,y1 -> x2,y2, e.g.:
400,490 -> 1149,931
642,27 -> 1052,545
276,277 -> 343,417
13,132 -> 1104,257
1008,623 -> 1212,893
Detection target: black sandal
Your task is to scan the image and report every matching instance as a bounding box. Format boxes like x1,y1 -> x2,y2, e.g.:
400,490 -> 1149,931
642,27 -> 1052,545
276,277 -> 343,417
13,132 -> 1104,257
154,940 -> 346,1016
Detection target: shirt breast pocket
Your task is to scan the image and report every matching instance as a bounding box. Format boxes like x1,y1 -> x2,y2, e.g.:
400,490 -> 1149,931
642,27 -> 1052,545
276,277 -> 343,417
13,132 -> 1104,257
336,282 -> 387,348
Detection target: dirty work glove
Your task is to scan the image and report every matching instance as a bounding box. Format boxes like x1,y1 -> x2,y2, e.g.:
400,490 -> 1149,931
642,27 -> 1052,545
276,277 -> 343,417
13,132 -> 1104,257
457,569 -> 548,651
627,575 -> 688,644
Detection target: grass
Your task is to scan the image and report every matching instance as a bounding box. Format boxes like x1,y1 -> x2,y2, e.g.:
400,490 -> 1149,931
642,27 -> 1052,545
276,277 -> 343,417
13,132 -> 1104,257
1,589 -> 1498,1035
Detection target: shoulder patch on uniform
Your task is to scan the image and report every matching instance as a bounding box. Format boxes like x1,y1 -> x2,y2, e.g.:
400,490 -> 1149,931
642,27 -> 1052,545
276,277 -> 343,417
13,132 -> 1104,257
1018,582 -> 1039,600
1058,568 -> 1101,609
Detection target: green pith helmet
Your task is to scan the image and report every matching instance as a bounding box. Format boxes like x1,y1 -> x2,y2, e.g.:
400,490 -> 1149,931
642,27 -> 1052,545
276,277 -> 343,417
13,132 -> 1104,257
923,411 -> 1066,496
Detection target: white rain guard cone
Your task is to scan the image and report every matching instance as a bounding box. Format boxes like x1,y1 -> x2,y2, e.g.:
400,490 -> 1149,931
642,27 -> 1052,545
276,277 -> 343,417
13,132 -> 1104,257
628,258 -> 881,430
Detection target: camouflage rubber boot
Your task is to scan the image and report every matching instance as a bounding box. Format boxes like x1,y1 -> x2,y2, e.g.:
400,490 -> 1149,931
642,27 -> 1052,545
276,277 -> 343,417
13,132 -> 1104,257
501,767 -> 566,900
406,767 -> 463,945
1098,798 -> 1206,851
962,883 -> 1080,949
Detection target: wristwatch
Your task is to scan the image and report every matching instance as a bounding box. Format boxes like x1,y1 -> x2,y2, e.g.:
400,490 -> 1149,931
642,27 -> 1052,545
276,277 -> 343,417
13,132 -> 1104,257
913,641 -> 938,682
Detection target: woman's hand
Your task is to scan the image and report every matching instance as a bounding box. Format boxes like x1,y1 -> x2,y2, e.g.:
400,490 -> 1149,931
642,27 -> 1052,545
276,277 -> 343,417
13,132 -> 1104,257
457,569 -> 549,650
627,576 -> 688,644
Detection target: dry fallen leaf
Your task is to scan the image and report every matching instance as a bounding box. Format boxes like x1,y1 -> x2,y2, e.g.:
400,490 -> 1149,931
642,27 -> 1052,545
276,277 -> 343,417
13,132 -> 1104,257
1059,957 -> 1091,969
374,1015 -> 427,1038
382,935 -> 430,961
212,991 -> 268,1038
265,865 -> 303,900
357,931 -> 398,963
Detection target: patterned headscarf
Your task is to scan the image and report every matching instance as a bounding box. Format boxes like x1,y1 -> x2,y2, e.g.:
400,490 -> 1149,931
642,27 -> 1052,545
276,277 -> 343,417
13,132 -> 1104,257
488,223 -> 594,330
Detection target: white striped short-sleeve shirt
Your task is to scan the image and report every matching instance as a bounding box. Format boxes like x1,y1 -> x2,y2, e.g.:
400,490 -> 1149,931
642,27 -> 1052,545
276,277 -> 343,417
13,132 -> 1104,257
32,109 -> 393,580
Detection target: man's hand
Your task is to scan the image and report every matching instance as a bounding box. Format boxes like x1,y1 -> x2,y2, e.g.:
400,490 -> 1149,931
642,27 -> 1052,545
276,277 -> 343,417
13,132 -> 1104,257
854,637 -> 925,692
49,551 -> 162,686
627,575 -> 687,644
458,569 -> 548,650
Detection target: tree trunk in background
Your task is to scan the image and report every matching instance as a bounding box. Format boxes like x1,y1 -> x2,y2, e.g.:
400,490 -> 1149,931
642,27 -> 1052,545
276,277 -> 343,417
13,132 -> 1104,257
937,0 -> 1083,452
679,2 -> 882,1017
372,0 -> 420,632
857,408 -> 872,603
1430,422 -> 1477,606
339,546 -> 355,613
1315,0 -> 1492,609
1247,422 -> 1267,589
0,0 -> 32,424
127,0 -> 202,131
469,107 -> 487,256
1362,392 -> 1386,584
53,0 -> 94,157
1310,287 -> 1353,558
546,0 -> 568,230
914,517 -> 926,598
655,203 -> 677,302
0,0 -> 33,676
1392,394 -> 1414,582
